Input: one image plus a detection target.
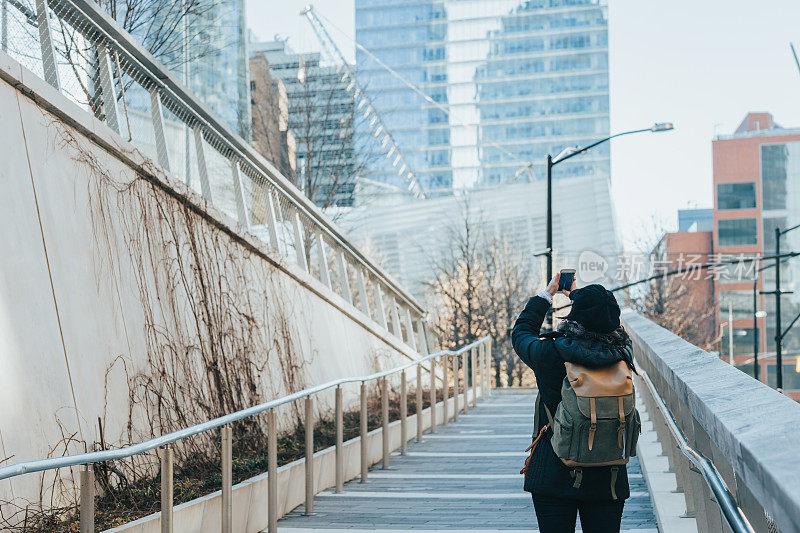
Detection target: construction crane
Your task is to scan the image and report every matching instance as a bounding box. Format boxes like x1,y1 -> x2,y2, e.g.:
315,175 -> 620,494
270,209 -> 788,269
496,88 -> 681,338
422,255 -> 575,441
301,4 -> 425,199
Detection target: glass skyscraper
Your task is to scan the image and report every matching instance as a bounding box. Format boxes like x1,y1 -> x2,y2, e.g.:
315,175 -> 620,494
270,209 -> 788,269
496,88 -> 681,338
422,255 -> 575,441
355,0 -> 609,194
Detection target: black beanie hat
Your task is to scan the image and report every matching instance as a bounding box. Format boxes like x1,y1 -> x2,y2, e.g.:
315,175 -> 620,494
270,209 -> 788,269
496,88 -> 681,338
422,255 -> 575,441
565,284 -> 620,334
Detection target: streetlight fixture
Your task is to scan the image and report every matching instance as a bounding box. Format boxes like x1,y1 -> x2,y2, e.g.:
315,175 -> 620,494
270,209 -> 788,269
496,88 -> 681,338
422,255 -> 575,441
541,122 -> 674,329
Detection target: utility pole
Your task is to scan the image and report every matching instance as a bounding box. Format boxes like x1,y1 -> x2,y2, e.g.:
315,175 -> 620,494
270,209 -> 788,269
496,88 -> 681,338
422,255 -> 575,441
775,226 -> 784,392
545,154 -> 553,330
753,277 -> 760,381
766,223 -> 800,392
728,299 -> 734,366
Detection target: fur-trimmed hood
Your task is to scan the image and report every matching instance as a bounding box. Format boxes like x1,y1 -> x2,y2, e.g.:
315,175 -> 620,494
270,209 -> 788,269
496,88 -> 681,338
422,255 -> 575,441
556,319 -> 631,348
553,319 -> 634,370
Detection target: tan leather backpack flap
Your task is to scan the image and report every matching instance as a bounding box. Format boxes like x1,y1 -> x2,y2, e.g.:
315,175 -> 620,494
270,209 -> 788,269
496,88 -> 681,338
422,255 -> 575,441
565,361 -> 633,397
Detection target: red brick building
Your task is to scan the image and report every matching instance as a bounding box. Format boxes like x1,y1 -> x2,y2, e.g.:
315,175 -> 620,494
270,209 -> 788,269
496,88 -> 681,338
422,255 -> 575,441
712,112 -> 800,398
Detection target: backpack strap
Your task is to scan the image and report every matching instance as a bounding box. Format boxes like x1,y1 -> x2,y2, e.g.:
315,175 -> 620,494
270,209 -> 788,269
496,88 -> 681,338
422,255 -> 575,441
533,392 -> 555,434
588,397 -> 597,451
618,396 -> 626,449
610,466 -> 619,500
569,467 -> 583,489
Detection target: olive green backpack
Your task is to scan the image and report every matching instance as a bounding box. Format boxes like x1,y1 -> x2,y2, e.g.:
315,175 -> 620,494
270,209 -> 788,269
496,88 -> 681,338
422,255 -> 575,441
522,344 -> 641,498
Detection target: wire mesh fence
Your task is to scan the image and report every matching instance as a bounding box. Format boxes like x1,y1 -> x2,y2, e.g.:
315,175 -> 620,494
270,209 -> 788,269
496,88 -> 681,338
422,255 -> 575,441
0,0 -> 425,333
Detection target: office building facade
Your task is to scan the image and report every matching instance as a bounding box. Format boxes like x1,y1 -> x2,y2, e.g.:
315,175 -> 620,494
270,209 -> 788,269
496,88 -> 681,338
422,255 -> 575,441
355,0 -> 610,193
712,112 -> 800,396
249,40 -> 358,207
338,177 -> 618,300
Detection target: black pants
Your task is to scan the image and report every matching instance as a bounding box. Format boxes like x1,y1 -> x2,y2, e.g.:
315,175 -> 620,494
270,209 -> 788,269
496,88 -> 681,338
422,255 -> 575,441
532,495 -> 624,533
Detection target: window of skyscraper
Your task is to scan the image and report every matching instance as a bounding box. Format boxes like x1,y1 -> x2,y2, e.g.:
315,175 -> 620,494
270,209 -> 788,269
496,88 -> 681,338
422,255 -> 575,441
718,218 -> 758,246
717,182 -> 756,210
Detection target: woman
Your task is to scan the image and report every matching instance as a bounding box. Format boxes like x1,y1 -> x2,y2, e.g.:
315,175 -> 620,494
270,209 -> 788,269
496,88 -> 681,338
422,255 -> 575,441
511,273 -> 635,533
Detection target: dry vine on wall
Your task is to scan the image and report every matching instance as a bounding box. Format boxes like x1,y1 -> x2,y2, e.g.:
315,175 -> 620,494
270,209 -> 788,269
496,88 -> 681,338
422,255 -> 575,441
1,110 -> 316,530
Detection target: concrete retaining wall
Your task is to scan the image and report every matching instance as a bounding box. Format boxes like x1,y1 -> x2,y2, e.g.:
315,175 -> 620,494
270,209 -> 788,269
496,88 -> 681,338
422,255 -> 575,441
0,49 -> 419,514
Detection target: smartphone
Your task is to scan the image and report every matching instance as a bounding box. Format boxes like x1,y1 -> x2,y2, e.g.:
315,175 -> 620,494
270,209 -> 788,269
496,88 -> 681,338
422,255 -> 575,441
558,268 -> 576,291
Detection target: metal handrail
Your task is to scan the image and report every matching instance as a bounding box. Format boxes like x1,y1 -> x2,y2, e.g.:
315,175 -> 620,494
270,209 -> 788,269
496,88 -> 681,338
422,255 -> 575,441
640,371 -> 755,533
0,336 -> 490,482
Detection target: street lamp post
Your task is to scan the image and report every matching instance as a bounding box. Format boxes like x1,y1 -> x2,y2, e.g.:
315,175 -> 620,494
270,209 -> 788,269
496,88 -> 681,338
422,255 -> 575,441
542,122 -> 674,329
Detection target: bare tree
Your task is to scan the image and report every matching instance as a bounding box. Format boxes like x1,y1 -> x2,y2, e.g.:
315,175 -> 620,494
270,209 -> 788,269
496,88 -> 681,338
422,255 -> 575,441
626,220 -> 717,350
632,270 -> 716,350
424,198 -> 537,387
425,198 -> 488,350
482,237 -> 535,386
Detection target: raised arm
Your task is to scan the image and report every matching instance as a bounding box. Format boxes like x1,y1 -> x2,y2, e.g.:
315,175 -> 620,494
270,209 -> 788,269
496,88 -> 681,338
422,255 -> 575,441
511,273 -> 574,371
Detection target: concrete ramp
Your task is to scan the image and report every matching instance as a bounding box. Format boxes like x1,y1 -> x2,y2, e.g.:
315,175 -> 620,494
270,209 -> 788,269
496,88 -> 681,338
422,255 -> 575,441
277,391 -> 658,532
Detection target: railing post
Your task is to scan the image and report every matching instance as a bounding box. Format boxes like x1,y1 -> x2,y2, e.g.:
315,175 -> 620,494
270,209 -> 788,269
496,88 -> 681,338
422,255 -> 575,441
304,396 -> 314,515
477,344 -> 484,400
404,308 -> 418,351
336,252 -> 353,303
161,445 -> 173,533
416,318 -> 429,354
79,465 -> 94,533
486,339 -> 493,396
335,385 -> 343,493
267,409 -> 277,533
462,351 -> 469,414
96,45 -> 120,134
381,377 -> 389,469
35,0 -> 60,90
429,359 -> 437,433
231,160 -> 251,230
291,211 -> 308,271
416,364 -> 423,442
375,284 -> 388,331
193,125 -> 213,201
471,348 -> 478,407
150,89 -> 171,171
316,234 -> 331,288
221,425 -> 232,533
453,355 -> 459,421
357,268 -> 371,319
265,190 -> 281,252
480,343 -> 487,399
360,381 -> 368,482
442,356 -> 449,425
400,370 -> 408,455
390,298 -> 403,340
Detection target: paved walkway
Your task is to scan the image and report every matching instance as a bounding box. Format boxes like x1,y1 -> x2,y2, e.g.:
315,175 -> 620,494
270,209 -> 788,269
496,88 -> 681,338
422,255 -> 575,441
277,390 -> 658,532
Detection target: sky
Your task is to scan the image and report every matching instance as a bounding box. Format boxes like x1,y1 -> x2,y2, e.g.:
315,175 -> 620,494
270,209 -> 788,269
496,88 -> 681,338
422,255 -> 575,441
246,0 -> 800,249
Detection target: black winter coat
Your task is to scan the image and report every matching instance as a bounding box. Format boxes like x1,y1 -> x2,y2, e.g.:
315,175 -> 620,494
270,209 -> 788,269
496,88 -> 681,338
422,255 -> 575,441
512,295 -> 632,502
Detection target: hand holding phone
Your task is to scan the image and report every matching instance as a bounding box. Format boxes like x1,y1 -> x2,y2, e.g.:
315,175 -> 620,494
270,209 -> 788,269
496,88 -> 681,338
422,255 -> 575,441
558,268 -> 576,293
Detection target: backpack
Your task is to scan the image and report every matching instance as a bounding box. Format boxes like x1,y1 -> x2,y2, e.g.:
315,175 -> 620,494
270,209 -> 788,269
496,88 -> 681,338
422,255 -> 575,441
522,339 -> 641,495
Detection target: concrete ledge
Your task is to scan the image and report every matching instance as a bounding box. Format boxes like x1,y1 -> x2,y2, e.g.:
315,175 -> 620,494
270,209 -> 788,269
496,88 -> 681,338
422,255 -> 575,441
623,310 -> 800,532
104,389 -> 482,532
